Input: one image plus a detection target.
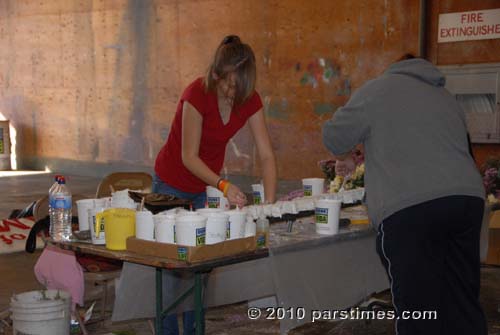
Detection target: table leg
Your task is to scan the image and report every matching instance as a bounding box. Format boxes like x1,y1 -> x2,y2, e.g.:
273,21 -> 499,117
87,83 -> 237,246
194,273 -> 203,335
156,268 -> 163,335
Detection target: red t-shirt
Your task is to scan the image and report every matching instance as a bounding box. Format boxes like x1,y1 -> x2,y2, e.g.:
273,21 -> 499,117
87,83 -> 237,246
154,78 -> 263,193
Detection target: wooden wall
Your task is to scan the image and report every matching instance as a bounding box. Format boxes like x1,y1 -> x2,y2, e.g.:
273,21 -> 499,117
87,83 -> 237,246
0,0 -> 419,179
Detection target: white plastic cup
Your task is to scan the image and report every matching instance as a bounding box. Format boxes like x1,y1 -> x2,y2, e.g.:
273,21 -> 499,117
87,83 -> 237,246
135,211 -> 155,241
154,214 -> 176,244
224,210 -> 246,240
89,207 -> 106,245
94,198 -> 109,209
176,214 -> 207,246
206,186 -> 230,210
251,184 -> 265,205
203,213 -> 229,245
314,198 -> 342,235
302,178 -> 325,196
76,199 -> 96,231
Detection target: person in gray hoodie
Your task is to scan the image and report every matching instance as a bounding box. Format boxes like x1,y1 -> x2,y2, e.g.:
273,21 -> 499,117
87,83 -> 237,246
322,55 -> 486,335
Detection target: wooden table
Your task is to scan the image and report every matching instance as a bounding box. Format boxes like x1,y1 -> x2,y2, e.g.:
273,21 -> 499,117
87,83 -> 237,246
49,240 -> 269,335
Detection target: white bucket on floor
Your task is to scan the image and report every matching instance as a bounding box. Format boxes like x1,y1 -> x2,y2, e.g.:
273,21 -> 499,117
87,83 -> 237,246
10,289 -> 71,335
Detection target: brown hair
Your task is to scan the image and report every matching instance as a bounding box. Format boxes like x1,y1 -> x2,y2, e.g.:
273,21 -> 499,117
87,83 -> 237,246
396,53 -> 416,62
204,35 -> 257,106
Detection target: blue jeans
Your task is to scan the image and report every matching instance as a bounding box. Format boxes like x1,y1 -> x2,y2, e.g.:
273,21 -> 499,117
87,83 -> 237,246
152,174 -> 207,210
152,174 -> 206,335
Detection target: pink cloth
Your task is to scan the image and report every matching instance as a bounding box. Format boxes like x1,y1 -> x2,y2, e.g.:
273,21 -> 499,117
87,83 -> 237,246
34,245 -> 84,310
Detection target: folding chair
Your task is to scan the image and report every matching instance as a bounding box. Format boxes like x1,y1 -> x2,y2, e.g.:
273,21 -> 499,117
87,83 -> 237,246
95,172 -> 153,198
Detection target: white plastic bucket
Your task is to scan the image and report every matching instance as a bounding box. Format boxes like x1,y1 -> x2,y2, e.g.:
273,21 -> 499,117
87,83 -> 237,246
302,178 -> 325,196
10,290 -> 71,335
136,210 -> 155,241
206,186 -> 230,210
314,198 -> 342,235
154,213 -> 176,244
176,214 -> 206,246
224,210 -> 246,240
89,207 -> 106,245
251,184 -> 265,204
203,213 -> 229,245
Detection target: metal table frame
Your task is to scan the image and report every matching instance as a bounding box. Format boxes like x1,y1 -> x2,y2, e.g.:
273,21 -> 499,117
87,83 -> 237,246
49,240 -> 268,335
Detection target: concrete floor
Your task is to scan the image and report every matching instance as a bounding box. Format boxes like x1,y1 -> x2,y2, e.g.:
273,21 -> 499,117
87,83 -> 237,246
0,173 -> 500,335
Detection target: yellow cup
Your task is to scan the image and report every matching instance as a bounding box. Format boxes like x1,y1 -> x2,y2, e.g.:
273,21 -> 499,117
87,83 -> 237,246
95,208 -> 136,250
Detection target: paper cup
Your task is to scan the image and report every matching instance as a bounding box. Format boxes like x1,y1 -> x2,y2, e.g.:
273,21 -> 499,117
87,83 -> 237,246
251,184 -> 265,205
176,214 -> 206,246
89,207 -> 106,245
224,210 -> 246,240
302,178 -> 325,196
314,198 -> 342,235
154,214 -> 176,244
136,211 -> 155,241
76,199 -> 96,231
206,186 -> 230,210
202,213 -> 229,245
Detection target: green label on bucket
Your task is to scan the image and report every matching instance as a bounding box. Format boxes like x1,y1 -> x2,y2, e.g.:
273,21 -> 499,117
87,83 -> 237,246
257,234 -> 266,247
207,197 -> 219,208
178,247 -> 187,261
196,227 -> 206,246
226,222 -> 230,239
315,207 -> 329,224
253,191 -> 262,205
304,185 -> 312,196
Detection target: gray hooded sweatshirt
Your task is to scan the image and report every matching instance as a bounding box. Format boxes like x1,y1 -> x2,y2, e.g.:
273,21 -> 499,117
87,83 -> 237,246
322,58 -> 485,226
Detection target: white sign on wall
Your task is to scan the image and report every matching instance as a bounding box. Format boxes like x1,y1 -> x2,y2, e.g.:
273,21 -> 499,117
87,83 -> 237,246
438,8 -> 500,43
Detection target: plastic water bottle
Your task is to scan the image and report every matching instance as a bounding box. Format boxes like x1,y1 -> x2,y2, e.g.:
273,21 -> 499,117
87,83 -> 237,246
256,215 -> 269,248
48,175 -> 62,219
50,176 -> 72,241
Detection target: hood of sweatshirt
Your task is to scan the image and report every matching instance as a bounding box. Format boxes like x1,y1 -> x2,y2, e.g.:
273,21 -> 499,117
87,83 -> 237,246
385,58 -> 445,87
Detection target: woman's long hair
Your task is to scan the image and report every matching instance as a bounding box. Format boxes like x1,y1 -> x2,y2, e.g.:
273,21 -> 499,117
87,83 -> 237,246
204,35 -> 257,106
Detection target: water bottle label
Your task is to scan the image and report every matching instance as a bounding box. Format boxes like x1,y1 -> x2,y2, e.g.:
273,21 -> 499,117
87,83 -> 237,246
49,195 -> 56,208
53,195 -> 71,210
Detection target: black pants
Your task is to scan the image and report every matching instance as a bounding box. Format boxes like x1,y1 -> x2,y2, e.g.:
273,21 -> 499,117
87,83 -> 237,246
376,195 -> 487,335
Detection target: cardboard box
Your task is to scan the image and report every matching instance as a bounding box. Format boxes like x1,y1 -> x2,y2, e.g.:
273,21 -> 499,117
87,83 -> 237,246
126,236 -> 257,263
486,211 -> 500,265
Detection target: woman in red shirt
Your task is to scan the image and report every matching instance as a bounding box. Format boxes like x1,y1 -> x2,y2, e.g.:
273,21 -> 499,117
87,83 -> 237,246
153,35 -> 277,335
154,35 -> 277,208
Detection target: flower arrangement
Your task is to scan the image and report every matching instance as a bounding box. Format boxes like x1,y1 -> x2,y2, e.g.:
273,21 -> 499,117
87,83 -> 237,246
482,157 -> 500,203
318,159 -> 336,182
318,148 -> 365,193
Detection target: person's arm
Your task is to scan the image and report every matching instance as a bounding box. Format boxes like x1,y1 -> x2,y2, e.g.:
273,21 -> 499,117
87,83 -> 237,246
181,101 -> 247,207
248,109 -> 277,203
322,90 -> 370,157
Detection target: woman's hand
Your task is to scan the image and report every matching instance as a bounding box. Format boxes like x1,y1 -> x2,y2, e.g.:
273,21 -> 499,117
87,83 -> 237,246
225,183 -> 247,208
